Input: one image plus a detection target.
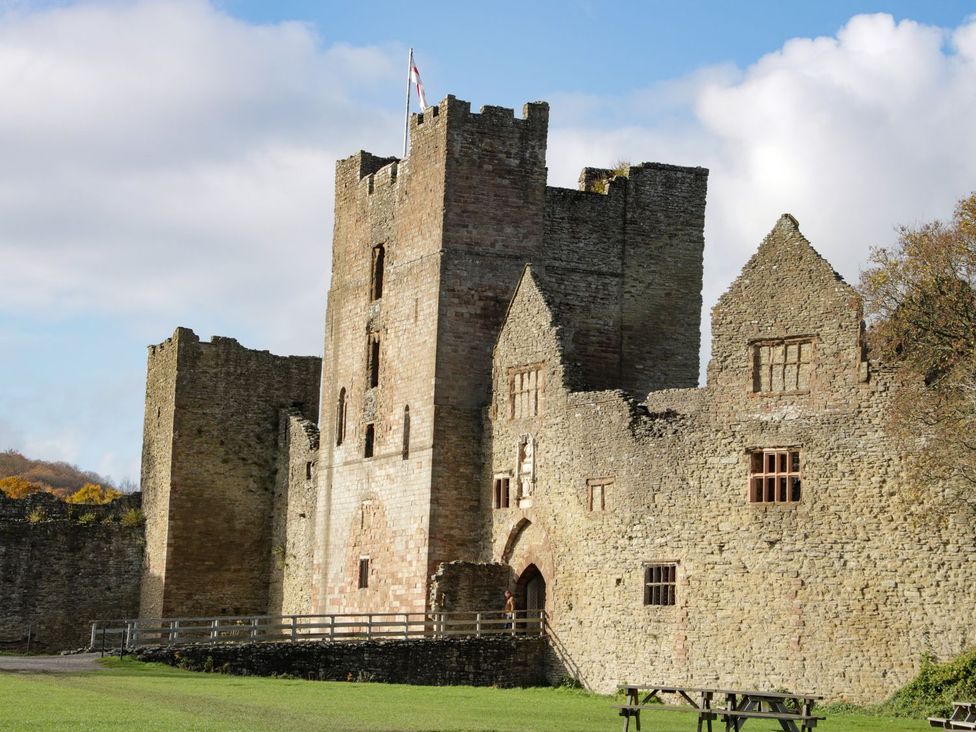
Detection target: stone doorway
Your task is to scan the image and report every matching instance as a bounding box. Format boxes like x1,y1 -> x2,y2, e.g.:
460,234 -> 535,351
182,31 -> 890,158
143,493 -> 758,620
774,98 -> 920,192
516,563 -> 546,614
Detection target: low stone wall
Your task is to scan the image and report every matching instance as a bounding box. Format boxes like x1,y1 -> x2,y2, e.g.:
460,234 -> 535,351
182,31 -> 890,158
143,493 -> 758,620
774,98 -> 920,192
0,492 -> 144,652
429,561 -> 512,612
136,636 -> 551,687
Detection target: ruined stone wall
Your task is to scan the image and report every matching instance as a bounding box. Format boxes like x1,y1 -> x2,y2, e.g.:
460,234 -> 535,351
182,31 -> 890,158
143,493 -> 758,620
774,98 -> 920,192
484,218 -> 976,703
429,561 -> 512,613
141,328 -> 321,619
0,492 -> 143,651
268,410 -> 319,616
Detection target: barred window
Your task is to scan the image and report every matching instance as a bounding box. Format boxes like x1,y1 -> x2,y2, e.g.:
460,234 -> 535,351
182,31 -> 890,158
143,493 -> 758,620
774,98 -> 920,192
509,365 -> 543,419
644,563 -> 676,606
492,476 -> 510,509
753,338 -> 813,393
749,449 -> 801,503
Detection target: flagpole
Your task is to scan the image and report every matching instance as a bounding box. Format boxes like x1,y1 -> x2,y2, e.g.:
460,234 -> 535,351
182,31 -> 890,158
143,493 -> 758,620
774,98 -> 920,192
403,48 -> 413,158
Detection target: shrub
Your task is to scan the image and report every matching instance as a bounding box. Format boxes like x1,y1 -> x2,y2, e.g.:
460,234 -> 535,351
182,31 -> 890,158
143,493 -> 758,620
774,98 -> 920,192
0,476 -> 43,499
77,512 -> 97,525
27,508 -> 47,524
66,483 -> 122,505
883,648 -> 976,718
120,508 -> 145,527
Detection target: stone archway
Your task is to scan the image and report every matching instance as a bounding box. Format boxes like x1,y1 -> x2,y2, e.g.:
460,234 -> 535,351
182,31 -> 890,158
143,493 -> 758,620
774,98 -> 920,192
515,563 -> 546,613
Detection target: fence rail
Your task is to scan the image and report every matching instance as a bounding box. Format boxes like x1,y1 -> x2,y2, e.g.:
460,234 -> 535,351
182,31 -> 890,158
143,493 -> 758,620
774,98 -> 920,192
90,609 -> 546,650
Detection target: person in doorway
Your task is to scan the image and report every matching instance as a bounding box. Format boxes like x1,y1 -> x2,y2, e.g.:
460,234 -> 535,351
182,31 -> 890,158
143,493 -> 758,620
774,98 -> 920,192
503,590 -> 516,633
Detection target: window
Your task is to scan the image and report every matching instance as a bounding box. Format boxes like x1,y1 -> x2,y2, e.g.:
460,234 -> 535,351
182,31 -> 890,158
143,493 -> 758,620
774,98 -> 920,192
364,424 -> 375,458
305,461 -> 313,480
508,365 -> 543,419
749,449 -> 801,503
358,557 -> 370,589
492,476 -> 510,509
402,405 -> 410,460
367,334 -> 380,388
753,338 -> 813,393
370,244 -> 385,301
587,478 -> 613,511
644,563 -> 676,606
335,388 -> 347,446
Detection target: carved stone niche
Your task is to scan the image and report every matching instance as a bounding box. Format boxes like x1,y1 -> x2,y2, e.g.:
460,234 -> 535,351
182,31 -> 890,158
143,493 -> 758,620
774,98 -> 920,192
516,434 -> 535,508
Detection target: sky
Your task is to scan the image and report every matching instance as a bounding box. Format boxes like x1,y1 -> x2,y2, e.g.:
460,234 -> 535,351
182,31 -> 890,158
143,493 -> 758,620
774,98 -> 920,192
1,0 -> 975,486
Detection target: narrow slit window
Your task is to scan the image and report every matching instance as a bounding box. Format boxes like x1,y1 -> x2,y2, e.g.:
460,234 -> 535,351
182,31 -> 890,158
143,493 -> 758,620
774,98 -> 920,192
364,424 -> 375,459
336,387 -> 347,446
370,244 -> 385,301
358,557 -> 370,589
367,335 -> 380,388
402,405 -> 411,460
748,449 -> 801,503
643,563 -> 677,606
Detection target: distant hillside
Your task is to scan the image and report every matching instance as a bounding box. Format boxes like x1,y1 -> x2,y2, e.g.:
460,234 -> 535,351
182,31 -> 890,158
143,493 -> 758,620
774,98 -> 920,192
0,449 -> 122,499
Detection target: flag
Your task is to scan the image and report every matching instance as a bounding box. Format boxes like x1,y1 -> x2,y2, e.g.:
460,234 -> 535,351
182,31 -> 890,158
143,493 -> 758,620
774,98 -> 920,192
410,52 -> 428,111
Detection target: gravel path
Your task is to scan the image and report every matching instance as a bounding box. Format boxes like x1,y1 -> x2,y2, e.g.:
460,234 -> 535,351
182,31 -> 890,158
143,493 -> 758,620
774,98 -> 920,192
0,653 -> 104,673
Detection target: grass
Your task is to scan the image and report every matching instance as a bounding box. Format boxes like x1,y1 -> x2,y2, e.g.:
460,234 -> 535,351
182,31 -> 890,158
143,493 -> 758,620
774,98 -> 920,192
0,657 -> 930,731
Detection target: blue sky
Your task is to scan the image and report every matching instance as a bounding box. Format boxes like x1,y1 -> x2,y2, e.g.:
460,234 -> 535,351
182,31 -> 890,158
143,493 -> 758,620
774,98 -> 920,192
1,0 -> 975,485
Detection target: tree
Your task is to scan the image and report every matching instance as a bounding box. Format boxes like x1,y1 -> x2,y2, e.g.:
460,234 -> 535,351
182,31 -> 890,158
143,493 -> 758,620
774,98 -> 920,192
65,482 -> 122,505
859,193 -> 976,485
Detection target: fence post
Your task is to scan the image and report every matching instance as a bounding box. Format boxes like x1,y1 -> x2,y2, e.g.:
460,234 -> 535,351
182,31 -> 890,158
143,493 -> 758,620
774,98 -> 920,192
476,612 -> 482,638
290,616 -> 297,642
366,614 -> 372,641
251,617 -> 259,639
130,619 -> 140,648
211,619 -> 219,641
329,614 -> 335,640
403,614 -> 409,640
169,620 -> 179,644
90,622 -> 97,650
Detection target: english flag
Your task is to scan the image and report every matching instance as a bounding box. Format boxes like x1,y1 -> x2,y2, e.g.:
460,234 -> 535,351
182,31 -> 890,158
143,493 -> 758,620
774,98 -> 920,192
410,51 -> 428,111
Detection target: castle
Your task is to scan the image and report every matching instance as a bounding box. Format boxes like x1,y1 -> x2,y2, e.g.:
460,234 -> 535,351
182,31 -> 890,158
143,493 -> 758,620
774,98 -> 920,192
139,95 -> 976,702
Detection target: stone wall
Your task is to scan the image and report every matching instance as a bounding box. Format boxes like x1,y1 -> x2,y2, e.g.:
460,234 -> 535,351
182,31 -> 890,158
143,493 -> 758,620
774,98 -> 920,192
141,328 -> 321,619
0,492 -> 143,652
135,636 -> 550,687
429,561 -> 512,613
268,410 -> 319,616
483,215 -> 976,703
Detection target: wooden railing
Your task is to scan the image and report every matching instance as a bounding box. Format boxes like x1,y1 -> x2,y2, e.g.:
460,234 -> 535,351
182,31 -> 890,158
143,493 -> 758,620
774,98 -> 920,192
90,609 -> 547,650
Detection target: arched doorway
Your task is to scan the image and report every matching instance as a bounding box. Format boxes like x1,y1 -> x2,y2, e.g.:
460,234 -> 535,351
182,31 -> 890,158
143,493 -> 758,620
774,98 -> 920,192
516,563 -> 546,614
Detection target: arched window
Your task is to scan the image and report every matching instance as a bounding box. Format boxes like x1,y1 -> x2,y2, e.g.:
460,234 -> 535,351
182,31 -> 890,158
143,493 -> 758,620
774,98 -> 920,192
370,244 -> 385,301
335,388 -> 347,447
402,405 -> 410,460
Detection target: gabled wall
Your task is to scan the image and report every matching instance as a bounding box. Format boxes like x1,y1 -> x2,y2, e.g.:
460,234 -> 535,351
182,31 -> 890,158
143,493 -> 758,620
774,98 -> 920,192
482,216 -> 976,702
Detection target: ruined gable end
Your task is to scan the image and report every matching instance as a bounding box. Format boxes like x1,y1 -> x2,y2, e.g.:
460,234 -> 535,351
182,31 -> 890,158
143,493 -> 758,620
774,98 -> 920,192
708,214 -> 867,393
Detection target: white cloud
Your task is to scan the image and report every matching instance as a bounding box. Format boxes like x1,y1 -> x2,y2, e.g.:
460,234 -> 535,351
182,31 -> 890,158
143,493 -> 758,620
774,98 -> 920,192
0,0 -> 403,355
546,13 -> 976,380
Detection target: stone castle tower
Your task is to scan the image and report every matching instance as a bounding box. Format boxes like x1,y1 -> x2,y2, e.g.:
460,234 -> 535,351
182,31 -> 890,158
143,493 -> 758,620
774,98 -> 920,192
312,95 -> 707,615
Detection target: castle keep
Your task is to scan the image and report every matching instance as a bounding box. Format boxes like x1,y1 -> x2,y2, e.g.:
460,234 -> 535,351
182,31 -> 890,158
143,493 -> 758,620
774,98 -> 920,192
140,95 -> 976,702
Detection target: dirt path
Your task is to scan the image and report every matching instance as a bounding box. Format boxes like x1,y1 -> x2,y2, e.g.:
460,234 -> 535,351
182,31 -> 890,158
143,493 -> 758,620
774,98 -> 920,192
0,653 -> 104,673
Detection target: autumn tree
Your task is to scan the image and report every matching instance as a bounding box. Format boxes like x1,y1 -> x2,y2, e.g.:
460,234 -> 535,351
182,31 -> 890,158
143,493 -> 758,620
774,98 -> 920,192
0,476 -> 43,499
65,482 -> 123,505
859,192 -> 976,485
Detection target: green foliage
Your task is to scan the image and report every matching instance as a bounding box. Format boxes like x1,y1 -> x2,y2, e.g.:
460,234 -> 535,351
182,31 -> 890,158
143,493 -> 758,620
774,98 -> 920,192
119,508 -> 145,527
881,648 -> 976,718
66,483 -> 123,505
77,512 -> 97,525
859,193 -> 976,486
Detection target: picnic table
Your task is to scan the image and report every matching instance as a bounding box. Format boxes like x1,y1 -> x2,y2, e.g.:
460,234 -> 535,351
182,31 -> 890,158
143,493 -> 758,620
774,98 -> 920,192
617,683 -> 825,732
929,702 -> 976,730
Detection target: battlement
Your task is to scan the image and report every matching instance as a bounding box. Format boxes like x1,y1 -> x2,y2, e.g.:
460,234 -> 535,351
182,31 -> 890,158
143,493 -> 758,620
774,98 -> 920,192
411,95 -> 549,133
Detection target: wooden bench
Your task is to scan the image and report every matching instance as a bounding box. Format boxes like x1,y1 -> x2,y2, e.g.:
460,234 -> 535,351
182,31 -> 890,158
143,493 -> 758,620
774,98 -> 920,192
929,702 -> 976,730
616,683 -> 825,732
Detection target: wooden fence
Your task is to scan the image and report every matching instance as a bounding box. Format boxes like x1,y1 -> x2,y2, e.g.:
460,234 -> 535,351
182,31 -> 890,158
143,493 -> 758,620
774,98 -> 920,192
90,609 -> 546,650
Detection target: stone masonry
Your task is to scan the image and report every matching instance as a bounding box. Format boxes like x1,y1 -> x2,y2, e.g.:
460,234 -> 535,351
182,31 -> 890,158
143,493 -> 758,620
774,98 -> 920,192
138,94 -> 976,703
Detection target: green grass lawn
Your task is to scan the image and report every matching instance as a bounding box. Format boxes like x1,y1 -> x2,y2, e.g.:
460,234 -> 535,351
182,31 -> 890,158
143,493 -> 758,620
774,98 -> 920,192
0,658 -> 930,731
